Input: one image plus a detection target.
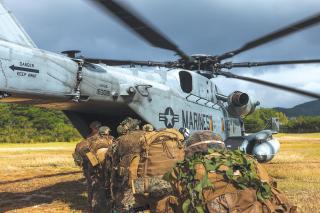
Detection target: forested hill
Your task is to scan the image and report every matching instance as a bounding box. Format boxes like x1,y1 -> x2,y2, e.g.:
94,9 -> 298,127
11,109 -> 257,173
1,100 -> 319,143
275,100 -> 320,117
0,104 -> 81,143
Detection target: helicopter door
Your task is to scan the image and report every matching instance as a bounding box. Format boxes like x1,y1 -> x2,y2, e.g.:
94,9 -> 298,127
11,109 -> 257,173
225,118 -> 242,137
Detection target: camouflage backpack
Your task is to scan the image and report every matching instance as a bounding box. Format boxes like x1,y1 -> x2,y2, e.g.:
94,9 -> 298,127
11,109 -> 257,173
164,149 -> 297,213
73,134 -> 113,167
112,128 -> 185,210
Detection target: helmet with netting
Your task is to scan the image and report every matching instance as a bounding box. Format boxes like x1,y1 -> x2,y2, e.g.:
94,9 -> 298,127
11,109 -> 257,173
117,117 -> 141,135
99,126 -> 110,135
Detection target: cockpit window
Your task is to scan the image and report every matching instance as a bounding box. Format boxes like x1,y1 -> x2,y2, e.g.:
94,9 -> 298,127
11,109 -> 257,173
179,71 -> 192,93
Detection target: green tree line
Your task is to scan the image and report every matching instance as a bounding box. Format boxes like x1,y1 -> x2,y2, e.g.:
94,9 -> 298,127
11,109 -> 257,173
283,116 -> 320,133
244,108 -> 320,133
0,104 -> 319,143
0,104 -> 81,143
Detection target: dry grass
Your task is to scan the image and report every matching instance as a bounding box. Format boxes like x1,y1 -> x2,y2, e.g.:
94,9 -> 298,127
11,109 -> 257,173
265,134 -> 320,213
0,136 -> 319,212
276,132 -> 320,138
0,142 -> 88,213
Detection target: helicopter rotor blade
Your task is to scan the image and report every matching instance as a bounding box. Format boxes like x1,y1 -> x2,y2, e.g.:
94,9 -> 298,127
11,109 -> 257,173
216,70 -> 320,99
91,0 -> 189,61
221,59 -> 320,69
217,12 -> 320,61
84,58 -> 171,67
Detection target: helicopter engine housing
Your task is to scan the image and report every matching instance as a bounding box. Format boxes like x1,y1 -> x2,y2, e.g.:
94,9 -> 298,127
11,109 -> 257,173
227,91 -> 258,117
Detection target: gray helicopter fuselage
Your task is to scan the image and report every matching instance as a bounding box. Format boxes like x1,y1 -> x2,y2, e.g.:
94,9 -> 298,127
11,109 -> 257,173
0,39 -> 242,140
0,1 -> 281,163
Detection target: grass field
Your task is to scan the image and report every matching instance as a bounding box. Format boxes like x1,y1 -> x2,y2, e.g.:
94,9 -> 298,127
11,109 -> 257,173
265,134 -> 320,212
0,135 -> 319,212
0,142 -> 87,213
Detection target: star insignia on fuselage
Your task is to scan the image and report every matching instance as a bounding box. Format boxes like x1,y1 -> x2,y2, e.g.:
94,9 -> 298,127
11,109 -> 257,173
159,107 -> 179,128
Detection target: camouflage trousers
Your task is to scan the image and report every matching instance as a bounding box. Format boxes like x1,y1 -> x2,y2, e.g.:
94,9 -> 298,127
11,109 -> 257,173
113,177 -> 174,212
113,192 -> 178,213
83,161 -> 111,213
113,188 -> 136,212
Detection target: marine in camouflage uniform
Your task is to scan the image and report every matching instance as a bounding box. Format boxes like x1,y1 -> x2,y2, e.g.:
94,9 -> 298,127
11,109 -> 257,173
113,122 -> 186,213
73,121 -> 102,167
73,121 -> 102,192
112,117 -> 142,212
73,125 -> 114,213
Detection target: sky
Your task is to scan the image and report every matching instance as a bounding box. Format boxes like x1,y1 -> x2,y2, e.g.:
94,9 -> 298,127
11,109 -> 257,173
4,0 -> 320,108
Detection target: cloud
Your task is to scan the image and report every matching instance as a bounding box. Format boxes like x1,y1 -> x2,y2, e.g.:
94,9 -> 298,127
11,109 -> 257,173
3,0 -> 320,108
213,64 -> 320,108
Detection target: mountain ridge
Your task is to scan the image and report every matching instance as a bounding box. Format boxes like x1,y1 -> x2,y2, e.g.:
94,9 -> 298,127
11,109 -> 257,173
274,100 -> 320,117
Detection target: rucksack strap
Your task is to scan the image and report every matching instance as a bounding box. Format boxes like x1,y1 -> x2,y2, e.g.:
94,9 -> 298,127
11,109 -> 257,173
271,188 -> 297,212
260,199 -> 275,213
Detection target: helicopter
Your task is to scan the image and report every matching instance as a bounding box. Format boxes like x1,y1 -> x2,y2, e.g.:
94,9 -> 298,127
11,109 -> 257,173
0,0 -> 320,163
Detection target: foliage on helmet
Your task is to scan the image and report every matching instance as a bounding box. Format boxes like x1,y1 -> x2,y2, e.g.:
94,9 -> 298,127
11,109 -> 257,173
117,117 -> 141,135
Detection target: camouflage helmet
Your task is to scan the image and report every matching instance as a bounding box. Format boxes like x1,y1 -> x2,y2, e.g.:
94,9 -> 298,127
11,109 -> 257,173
185,130 -> 223,147
142,124 -> 154,132
117,117 -> 141,135
185,131 -> 225,157
99,126 -> 110,135
89,121 -> 102,130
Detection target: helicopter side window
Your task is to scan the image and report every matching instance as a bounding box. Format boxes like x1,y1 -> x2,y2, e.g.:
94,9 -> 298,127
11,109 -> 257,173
84,63 -> 106,73
179,71 -> 192,93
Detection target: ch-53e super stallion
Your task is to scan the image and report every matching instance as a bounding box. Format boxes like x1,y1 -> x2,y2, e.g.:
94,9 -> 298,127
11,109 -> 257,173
0,0 -> 319,163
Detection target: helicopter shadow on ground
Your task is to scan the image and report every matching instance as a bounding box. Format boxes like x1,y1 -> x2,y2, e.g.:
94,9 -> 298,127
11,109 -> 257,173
0,178 -> 88,212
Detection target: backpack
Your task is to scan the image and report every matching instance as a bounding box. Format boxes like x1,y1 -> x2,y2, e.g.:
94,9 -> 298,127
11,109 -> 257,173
164,150 -> 297,213
112,128 -> 185,209
73,134 -> 113,167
